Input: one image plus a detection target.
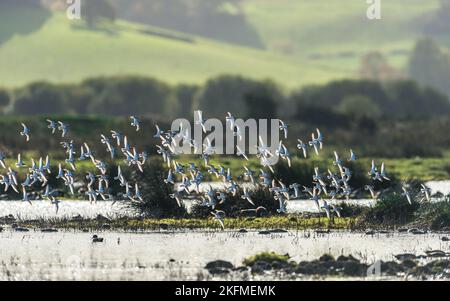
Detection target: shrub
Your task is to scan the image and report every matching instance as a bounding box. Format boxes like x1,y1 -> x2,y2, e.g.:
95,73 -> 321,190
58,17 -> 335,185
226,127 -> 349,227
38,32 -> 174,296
190,186 -> 278,218
129,159 -> 187,218
337,202 -> 365,218
362,192 -> 420,225
413,200 -> 450,230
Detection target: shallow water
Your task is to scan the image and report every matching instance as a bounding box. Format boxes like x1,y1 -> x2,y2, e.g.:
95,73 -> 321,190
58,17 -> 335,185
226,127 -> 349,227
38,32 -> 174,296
0,199 -> 375,219
0,181 -> 448,220
426,180 -> 450,196
0,230 -> 448,280
0,200 -> 134,220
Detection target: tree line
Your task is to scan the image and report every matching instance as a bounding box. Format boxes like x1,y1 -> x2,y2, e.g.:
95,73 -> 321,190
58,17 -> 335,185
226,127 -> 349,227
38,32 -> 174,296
1,74 -> 449,120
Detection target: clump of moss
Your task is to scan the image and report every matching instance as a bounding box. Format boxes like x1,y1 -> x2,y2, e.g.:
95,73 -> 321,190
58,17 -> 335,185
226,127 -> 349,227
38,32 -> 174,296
243,252 -> 290,267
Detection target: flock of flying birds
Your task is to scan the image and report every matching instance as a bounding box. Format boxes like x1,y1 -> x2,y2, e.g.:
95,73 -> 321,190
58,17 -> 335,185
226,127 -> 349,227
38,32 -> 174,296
0,111 -> 433,228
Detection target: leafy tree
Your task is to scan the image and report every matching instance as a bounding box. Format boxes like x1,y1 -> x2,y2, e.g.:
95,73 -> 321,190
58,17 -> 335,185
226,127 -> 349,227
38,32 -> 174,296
424,0 -> 450,34
85,76 -> 175,116
13,82 -> 66,115
290,80 -> 389,110
409,38 -> 450,96
244,91 -> 277,119
338,94 -> 381,118
385,80 -> 450,118
194,75 -> 281,118
291,79 -> 450,119
175,84 -> 199,119
64,85 -> 96,115
358,51 -> 404,81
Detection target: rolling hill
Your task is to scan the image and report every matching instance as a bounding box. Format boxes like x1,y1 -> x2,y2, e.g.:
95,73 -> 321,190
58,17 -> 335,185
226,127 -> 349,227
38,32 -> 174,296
0,1 -> 447,89
243,0 -> 444,71
0,4 -> 344,90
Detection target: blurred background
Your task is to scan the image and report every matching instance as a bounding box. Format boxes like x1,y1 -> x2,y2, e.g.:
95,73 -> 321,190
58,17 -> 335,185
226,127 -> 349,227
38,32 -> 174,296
0,0 -> 449,167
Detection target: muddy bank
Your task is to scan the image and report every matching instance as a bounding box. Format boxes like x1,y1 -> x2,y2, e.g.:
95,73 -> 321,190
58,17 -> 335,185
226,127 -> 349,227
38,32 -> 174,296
206,252 -> 450,280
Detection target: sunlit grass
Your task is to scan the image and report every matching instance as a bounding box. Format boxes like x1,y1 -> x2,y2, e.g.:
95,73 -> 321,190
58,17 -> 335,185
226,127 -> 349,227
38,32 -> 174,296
0,9 -> 336,89
176,153 -> 450,181
15,215 -> 355,231
4,151 -> 449,182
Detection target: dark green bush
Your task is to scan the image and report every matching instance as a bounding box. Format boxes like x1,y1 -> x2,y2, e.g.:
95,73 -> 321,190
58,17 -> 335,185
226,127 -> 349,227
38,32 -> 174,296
362,192 -> 420,225
190,186 -> 278,218
129,159 -> 187,218
413,200 -> 450,230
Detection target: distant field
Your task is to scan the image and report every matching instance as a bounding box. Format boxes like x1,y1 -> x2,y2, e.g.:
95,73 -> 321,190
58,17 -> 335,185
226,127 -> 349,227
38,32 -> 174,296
244,0 -> 442,72
4,153 -> 449,183
1,1 -> 447,90
0,6 -> 343,89
181,154 -> 450,182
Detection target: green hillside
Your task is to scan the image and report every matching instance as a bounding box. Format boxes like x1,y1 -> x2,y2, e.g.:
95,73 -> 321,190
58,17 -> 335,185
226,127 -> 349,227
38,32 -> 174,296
0,1 -> 447,89
0,5 -> 343,89
244,0 -> 443,71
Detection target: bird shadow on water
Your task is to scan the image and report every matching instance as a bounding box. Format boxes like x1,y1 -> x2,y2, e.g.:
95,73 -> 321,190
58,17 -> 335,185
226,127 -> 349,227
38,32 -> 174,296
0,3 -> 51,47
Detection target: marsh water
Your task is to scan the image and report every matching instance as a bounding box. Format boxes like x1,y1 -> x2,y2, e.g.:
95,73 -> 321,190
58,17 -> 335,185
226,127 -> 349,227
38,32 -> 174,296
0,181 -> 448,220
0,181 -> 449,281
1,230 -> 449,280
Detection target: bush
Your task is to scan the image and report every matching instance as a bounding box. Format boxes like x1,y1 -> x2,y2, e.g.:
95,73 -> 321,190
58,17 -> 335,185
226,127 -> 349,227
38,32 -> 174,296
129,159 -> 187,218
362,192 -> 420,225
409,37 -> 450,97
190,186 -> 278,218
243,252 -> 290,267
273,160 -> 317,188
337,202 -> 365,218
413,200 -> 450,230
273,160 -> 370,193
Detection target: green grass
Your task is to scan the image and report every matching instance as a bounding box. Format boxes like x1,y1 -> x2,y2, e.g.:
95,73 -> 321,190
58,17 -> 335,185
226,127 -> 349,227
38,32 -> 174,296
0,5 -> 341,89
4,152 -> 449,184
1,1 -> 446,90
244,0 -> 442,71
14,215 -> 355,231
135,216 -> 352,230
175,153 -> 450,181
